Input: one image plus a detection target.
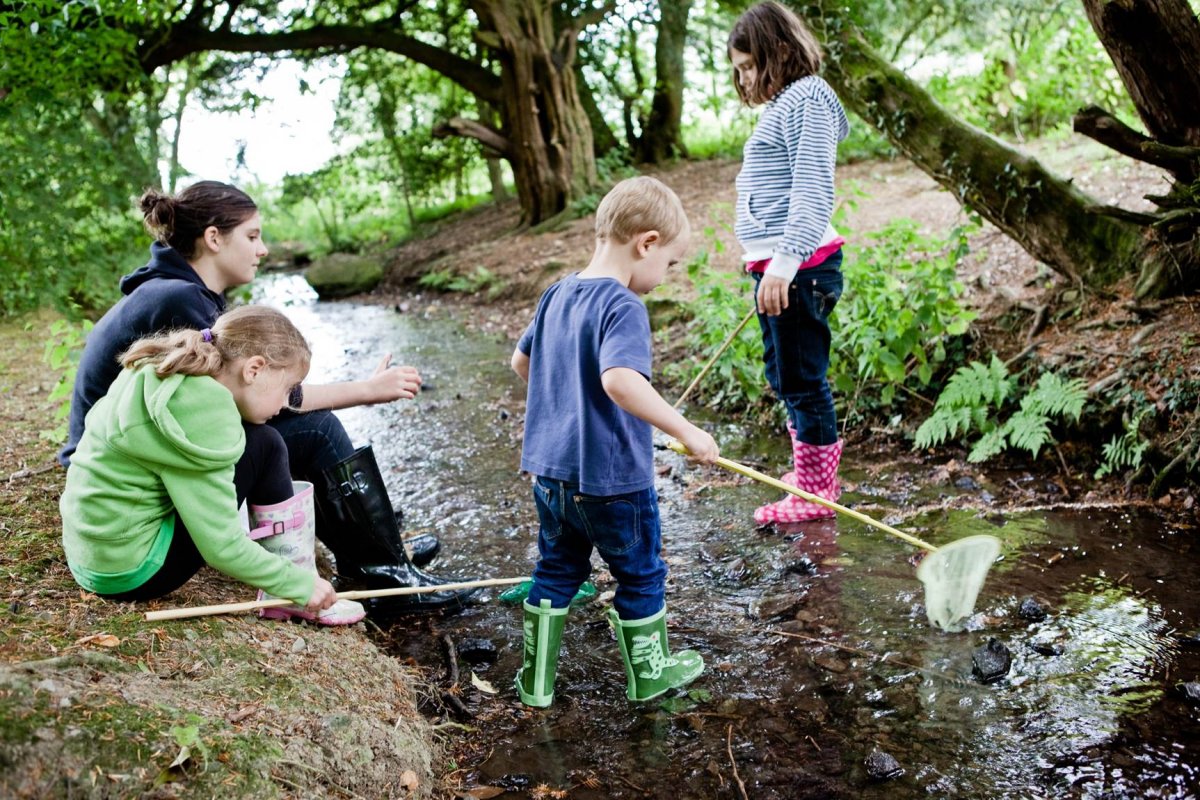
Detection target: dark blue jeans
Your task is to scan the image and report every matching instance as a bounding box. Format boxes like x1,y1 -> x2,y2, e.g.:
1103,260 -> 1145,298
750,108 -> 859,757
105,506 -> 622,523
753,251 -> 844,445
527,477 -> 667,620
269,409 -> 356,479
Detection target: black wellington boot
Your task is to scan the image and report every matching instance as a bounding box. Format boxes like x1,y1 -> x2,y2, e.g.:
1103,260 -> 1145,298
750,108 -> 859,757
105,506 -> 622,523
311,445 -> 480,616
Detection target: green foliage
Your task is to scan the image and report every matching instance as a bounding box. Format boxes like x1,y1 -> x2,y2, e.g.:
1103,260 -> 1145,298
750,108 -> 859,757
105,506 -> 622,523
915,357 -> 1088,462
666,215 -> 766,413
418,266 -> 506,299
1095,405 -> 1152,479
831,216 -> 978,418
39,316 -> 93,444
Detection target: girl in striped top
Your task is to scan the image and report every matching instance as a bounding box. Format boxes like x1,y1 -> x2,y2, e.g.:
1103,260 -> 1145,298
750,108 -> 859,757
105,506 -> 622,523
729,1 -> 851,525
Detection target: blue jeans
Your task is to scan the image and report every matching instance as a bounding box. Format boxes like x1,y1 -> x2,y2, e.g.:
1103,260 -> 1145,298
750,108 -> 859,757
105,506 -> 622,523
269,409 -> 356,478
752,250 -> 844,445
527,477 -> 667,620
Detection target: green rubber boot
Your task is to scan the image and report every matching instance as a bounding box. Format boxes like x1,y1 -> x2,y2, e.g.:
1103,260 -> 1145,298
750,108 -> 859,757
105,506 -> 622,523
515,599 -> 569,707
609,606 -> 705,702
499,579 -> 597,608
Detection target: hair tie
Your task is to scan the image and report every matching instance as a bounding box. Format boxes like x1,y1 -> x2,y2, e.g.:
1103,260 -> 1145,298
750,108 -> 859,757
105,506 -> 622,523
200,328 -> 214,343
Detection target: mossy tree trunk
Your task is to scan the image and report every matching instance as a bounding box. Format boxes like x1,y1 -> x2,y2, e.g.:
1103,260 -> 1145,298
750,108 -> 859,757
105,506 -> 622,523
137,0 -> 606,226
801,1 -> 1197,299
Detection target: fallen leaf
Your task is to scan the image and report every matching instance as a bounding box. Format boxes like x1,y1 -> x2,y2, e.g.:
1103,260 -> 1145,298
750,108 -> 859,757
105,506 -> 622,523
470,671 -> 498,694
464,787 -> 504,799
399,769 -> 419,792
75,633 -> 120,648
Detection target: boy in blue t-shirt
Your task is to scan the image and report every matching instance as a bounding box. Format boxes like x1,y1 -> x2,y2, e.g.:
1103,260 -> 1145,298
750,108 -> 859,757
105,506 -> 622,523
511,176 -> 720,706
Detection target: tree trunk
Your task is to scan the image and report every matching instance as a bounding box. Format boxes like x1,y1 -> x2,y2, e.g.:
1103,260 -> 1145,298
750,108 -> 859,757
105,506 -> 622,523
575,63 -> 620,157
469,0 -> 597,224
639,0 -> 690,163
804,2 -> 1192,298
137,5 -> 601,225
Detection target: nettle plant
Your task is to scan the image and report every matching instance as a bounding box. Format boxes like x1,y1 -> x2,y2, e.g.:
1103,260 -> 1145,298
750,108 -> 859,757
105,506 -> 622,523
914,356 -> 1088,463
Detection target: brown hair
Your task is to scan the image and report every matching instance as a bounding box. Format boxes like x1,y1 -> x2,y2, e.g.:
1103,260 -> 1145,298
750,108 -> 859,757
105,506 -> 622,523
594,176 -> 689,246
139,181 -> 258,259
728,1 -> 823,106
121,305 -> 311,382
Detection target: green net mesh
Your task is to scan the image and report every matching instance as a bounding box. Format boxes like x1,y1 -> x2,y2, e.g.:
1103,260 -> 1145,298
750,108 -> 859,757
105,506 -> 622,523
916,534 -> 1002,632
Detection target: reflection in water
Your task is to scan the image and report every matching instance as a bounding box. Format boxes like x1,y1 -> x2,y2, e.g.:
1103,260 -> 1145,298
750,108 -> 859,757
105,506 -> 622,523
255,274 -> 1200,799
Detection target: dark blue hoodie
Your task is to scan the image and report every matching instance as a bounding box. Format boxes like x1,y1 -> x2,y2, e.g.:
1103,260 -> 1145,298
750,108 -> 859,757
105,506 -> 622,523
59,243 -> 226,466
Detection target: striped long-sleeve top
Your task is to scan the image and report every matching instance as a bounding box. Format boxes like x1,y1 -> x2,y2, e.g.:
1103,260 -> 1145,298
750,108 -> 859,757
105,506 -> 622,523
734,75 -> 850,282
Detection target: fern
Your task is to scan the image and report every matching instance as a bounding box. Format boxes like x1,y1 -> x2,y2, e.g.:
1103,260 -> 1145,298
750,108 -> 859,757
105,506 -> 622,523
914,358 -> 1088,463
1095,407 -> 1152,478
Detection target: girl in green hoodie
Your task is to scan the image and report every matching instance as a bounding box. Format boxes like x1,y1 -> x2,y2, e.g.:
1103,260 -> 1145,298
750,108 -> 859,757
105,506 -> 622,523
60,305 -> 339,614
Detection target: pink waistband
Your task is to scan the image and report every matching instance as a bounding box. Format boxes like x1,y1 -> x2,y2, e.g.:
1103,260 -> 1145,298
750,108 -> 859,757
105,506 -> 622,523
745,238 -> 845,274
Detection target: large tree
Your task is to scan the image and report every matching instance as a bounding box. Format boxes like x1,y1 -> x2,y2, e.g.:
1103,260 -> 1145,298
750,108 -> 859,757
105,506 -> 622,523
802,0 -> 1199,299
136,0 -> 610,225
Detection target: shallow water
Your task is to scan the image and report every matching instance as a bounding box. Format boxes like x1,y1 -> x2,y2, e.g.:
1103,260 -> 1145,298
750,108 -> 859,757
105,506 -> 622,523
261,275 -> 1200,799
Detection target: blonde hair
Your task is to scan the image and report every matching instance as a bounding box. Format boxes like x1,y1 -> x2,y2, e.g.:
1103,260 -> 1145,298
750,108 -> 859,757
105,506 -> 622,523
121,305 -> 311,380
594,176 -> 689,245
729,1 -> 823,106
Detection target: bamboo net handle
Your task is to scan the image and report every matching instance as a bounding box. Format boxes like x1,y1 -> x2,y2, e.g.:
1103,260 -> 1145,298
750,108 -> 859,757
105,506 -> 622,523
673,306 -> 757,410
666,441 -> 938,553
143,576 -> 529,622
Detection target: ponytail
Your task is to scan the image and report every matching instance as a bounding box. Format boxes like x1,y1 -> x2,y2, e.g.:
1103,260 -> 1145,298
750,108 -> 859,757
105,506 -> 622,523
120,306 -> 311,379
138,181 -> 258,259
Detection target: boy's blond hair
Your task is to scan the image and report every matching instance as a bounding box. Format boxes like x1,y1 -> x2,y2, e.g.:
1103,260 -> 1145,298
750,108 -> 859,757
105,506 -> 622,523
594,176 -> 689,245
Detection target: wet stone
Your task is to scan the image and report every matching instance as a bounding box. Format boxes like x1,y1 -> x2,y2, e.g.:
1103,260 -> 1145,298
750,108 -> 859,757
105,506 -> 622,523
456,638 -> 498,666
1029,641 -> 1063,657
971,638 -> 1012,684
865,749 -> 904,781
1018,596 -> 1048,622
785,556 -> 819,576
954,476 -> 981,491
812,653 -> 850,674
1179,682 -> 1200,702
749,594 -> 804,620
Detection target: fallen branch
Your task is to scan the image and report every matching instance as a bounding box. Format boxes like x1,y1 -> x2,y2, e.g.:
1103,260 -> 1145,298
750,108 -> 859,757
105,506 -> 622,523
727,724 -> 748,800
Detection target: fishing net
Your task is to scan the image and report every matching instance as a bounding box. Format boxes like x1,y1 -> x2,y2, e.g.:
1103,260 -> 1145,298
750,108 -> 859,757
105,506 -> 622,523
916,534 -> 1002,632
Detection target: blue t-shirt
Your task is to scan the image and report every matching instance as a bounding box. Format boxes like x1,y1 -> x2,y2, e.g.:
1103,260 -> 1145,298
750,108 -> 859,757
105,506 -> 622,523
517,274 -> 654,496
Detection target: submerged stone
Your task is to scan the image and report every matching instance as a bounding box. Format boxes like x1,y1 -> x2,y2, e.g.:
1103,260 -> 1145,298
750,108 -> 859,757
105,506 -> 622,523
865,749 -> 904,781
456,638 -> 498,666
1018,596 -> 1048,622
1179,682 -> 1200,702
972,637 -> 1012,684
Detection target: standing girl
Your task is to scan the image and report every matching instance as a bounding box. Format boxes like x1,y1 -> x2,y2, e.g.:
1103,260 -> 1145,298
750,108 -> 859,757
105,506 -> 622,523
729,1 -> 851,525
60,305 -> 364,624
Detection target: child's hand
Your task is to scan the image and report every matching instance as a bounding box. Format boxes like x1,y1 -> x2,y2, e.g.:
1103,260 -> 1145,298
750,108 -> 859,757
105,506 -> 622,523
678,425 -> 719,463
305,577 -> 338,612
365,355 -> 422,402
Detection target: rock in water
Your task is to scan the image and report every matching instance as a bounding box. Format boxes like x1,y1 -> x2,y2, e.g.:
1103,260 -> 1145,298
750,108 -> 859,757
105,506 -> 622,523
972,637 -> 1012,683
865,750 -> 904,781
1018,596 -> 1047,622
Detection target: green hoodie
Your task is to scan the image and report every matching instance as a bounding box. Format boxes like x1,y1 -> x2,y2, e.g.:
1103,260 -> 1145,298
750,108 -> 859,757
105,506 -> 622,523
60,364 -> 313,604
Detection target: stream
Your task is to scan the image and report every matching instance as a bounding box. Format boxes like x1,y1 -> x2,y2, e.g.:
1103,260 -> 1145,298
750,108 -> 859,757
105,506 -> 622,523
258,274 -> 1200,799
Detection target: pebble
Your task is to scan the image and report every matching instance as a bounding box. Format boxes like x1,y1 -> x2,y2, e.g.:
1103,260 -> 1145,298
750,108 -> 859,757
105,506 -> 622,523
865,749 -> 904,781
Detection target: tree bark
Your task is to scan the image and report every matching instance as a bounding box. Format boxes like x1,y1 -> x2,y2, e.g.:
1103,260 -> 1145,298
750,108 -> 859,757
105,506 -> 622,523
803,2 -> 1193,298
638,0 -> 690,163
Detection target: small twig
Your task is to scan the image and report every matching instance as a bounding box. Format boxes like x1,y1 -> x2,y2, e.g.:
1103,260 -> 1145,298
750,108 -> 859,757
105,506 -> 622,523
727,725 -> 749,800
442,633 -> 460,688
6,462 -> 57,481
806,734 -> 822,751
614,773 -> 649,793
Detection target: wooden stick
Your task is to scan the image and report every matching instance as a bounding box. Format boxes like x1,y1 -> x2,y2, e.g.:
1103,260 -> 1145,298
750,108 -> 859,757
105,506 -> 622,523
666,441 -> 938,552
143,576 -> 529,622
673,306 -> 757,410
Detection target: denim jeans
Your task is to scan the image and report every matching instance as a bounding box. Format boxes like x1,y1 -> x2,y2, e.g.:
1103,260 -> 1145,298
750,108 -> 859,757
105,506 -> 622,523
527,476 -> 667,620
752,250 -> 844,445
269,409 -> 356,479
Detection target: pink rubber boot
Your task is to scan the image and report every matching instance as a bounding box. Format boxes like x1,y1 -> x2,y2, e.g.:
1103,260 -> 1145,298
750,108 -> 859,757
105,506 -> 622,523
250,481 -> 366,626
754,439 -> 843,525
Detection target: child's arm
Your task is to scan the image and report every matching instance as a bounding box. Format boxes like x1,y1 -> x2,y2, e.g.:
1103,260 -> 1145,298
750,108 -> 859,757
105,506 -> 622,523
295,354 -> 422,411
511,349 -> 530,382
601,367 -> 718,462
